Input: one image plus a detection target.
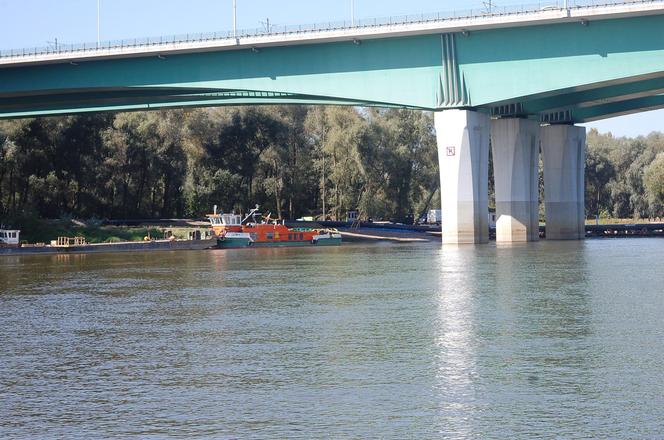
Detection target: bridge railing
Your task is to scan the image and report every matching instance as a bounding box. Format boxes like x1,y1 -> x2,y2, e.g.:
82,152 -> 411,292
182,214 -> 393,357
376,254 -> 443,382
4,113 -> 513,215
0,0 -> 659,60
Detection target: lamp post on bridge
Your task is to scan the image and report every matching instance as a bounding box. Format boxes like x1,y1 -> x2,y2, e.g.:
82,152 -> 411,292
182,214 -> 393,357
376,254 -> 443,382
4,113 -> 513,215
97,0 -> 100,48
47,38 -> 59,52
351,0 -> 355,26
233,0 -> 237,39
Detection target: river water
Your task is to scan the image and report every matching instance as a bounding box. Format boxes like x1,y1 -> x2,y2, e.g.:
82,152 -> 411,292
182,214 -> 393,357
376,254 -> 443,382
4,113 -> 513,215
1,239 -> 664,439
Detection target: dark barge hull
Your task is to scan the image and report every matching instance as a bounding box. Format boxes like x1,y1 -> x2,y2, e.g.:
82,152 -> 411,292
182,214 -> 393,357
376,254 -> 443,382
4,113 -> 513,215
0,239 -> 216,256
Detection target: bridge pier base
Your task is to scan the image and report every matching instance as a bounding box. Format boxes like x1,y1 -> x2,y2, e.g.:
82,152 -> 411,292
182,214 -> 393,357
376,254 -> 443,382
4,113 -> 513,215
541,124 -> 586,240
435,110 -> 490,244
491,118 -> 540,242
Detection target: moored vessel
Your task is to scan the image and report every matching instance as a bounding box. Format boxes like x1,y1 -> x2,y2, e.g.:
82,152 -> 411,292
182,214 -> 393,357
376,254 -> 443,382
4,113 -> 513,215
207,206 -> 341,249
0,228 -> 20,248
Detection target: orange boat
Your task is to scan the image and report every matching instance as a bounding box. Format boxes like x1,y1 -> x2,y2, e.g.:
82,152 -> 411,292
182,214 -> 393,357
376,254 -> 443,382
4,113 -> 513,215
207,206 -> 341,248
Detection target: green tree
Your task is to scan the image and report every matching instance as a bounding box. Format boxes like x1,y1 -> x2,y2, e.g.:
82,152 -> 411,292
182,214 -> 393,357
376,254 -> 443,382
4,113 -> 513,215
585,146 -> 615,219
644,153 -> 664,217
362,109 -> 431,221
305,106 -> 368,220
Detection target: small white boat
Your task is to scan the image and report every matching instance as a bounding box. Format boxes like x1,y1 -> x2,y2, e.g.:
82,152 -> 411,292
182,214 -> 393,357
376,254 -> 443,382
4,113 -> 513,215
0,228 -> 20,247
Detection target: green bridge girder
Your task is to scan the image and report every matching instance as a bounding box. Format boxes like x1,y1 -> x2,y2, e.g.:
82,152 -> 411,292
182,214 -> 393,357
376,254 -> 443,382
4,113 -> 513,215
2,12 -> 664,121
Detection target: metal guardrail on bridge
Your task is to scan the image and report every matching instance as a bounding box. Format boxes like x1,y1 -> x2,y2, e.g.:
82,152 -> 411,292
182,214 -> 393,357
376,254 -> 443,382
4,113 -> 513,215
0,0 -> 661,60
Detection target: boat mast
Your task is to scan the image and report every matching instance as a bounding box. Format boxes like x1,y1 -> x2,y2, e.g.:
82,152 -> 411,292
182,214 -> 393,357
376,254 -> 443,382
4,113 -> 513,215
241,205 -> 261,224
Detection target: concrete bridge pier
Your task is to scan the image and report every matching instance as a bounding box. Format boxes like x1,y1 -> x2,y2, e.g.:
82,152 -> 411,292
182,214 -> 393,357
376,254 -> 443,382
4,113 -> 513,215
435,110 -> 490,244
541,124 -> 586,240
490,118 -> 541,242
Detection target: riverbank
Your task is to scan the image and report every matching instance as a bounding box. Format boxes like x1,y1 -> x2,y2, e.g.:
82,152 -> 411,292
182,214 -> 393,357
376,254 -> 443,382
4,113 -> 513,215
3,217 -> 213,244
335,221 -> 664,240
338,229 -> 433,243
4,217 -> 663,258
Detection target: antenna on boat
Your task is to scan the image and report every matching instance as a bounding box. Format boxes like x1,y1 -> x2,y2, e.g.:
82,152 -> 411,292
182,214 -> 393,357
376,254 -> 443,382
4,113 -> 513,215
241,205 -> 261,224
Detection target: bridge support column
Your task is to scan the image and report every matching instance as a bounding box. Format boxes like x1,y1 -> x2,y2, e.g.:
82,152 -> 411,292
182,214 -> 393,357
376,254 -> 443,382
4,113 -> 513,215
491,118 -> 540,242
435,110 -> 490,244
541,124 -> 586,240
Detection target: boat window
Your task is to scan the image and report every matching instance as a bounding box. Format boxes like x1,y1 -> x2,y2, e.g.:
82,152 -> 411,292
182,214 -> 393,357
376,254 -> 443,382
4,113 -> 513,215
299,233 -> 304,240
266,233 -> 274,240
288,234 -> 292,240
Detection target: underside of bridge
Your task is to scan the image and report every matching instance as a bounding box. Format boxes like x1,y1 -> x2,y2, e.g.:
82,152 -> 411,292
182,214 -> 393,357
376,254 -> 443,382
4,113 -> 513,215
2,3 -> 664,242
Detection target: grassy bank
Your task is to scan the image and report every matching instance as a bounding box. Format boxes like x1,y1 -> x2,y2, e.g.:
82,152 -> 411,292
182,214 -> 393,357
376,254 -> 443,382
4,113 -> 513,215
7,217 -> 174,245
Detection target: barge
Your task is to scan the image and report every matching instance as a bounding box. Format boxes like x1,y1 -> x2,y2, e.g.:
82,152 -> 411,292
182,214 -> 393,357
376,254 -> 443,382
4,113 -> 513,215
0,237 -> 216,256
208,207 -> 341,249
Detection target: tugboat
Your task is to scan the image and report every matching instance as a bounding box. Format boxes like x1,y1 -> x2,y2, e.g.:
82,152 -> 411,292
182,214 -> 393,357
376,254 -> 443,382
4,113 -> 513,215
207,206 -> 341,249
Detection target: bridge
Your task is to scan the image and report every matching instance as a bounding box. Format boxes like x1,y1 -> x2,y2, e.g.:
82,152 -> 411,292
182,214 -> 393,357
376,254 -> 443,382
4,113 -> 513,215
2,0 -> 664,243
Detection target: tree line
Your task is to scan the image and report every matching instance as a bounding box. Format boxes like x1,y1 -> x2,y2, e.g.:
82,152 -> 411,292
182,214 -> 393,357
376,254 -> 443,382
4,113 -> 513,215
0,106 -> 439,223
2,106 -> 664,225
585,128 -> 664,220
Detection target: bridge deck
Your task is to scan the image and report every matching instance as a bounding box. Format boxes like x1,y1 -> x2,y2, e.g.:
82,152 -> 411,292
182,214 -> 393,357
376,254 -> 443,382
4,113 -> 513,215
2,0 -> 664,67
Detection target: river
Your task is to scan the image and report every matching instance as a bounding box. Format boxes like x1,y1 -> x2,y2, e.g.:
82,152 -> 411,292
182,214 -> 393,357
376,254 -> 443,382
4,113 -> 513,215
1,239 -> 663,438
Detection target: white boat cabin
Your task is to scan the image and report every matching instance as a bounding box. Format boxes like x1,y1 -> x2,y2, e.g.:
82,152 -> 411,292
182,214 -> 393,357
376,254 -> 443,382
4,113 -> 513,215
0,229 -> 20,246
209,214 -> 242,227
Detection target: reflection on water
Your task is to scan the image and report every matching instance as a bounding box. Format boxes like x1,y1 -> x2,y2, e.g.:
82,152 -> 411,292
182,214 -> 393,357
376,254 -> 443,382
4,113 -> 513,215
433,243 -> 592,437
435,246 -> 481,438
1,240 -> 664,438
